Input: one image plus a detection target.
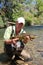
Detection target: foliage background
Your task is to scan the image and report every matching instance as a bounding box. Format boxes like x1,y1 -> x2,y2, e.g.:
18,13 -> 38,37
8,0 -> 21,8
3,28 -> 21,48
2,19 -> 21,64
0,0 -> 43,26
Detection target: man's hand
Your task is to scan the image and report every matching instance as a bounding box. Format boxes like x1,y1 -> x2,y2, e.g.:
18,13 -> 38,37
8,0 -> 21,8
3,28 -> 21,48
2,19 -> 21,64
12,38 -> 19,44
4,38 -> 19,44
23,35 -> 30,44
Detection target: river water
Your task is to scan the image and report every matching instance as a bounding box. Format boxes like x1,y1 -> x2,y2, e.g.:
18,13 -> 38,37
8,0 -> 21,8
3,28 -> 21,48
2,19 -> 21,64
25,26 -> 43,34
24,26 -> 43,65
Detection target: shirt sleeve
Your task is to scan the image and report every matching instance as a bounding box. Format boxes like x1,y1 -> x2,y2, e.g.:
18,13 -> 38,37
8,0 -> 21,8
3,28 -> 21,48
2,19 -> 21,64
23,30 -> 26,33
4,26 -> 12,40
19,29 -> 26,34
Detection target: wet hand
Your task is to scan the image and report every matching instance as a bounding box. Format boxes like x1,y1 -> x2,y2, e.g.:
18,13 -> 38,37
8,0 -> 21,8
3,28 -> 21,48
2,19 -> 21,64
23,36 -> 30,43
12,38 -> 19,44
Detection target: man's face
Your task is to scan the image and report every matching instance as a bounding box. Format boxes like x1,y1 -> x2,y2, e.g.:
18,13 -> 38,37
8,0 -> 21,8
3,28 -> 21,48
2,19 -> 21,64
16,22 -> 23,34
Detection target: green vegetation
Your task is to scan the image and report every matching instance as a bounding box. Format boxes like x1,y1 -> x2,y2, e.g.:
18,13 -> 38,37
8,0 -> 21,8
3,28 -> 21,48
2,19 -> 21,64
0,28 -> 5,39
0,0 -> 43,26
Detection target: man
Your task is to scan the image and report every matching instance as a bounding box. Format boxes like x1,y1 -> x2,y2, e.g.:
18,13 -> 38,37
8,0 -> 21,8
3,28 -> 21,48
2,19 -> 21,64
4,17 -> 32,61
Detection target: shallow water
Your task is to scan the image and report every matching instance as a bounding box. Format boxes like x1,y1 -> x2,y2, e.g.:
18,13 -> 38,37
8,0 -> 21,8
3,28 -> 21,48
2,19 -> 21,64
25,26 -> 43,34
24,26 -> 43,65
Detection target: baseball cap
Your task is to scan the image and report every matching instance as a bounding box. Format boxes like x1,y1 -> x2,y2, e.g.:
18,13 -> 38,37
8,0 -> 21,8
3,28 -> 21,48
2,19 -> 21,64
17,17 -> 25,25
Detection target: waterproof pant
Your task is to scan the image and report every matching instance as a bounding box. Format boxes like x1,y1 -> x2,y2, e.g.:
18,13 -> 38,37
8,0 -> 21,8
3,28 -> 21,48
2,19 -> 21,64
4,42 -> 31,60
4,41 -> 24,59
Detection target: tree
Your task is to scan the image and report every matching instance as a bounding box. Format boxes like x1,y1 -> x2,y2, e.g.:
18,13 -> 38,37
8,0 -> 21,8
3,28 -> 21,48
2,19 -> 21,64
0,0 -> 25,27
0,0 -> 43,26
24,0 -> 43,25
35,0 -> 43,17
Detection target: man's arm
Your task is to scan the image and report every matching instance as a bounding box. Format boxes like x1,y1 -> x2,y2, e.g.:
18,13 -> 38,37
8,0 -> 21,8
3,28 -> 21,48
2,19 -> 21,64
4,38 -> 19,44
4,26 -> 19,44
4,26 -> 13,44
